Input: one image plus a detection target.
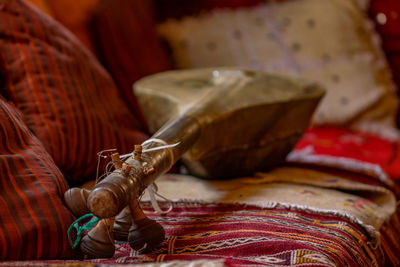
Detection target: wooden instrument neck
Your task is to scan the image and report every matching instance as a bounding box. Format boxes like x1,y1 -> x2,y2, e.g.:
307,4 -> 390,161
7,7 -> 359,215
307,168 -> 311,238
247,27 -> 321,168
87,115 -> 201,218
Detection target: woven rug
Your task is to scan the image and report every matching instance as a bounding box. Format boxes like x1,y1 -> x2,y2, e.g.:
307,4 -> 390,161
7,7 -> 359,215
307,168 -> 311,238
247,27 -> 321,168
2,201 -> 399,267
141,168 -> 396,237
2,161 -> 398,266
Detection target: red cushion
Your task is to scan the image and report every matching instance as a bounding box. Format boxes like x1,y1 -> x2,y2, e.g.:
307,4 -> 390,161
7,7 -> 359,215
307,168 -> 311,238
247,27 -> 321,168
0,97 -> 76,260
295,126 -> 400,181
89,0 -> 173,129
0,0 -> 148,182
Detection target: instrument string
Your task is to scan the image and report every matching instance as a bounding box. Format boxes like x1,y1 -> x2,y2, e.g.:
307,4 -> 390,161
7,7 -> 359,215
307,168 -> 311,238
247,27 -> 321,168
93,138 -> 177,238
141,139 -> 176,214
121,139 -> 179,170
95,148 -> 117,184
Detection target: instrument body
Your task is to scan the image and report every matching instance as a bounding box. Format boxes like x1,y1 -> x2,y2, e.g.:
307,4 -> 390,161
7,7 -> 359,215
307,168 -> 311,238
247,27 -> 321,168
88,69 -> 324,218
135,68 -> 324,178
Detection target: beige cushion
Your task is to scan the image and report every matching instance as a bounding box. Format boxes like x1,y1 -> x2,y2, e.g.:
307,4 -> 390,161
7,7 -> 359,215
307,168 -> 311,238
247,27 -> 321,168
158,0 -> 398,126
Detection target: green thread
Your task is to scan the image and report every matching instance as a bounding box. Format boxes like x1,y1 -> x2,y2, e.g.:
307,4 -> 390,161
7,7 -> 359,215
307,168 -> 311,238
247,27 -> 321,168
68,213 -> 100,249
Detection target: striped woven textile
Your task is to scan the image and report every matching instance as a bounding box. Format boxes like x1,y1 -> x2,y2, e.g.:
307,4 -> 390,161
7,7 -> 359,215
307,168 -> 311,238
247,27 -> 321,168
0,97 -> 76,260
0,0 -> 147,182
5,201 -> 399,266
380,210 -> 400,266
145,203 -> 381,266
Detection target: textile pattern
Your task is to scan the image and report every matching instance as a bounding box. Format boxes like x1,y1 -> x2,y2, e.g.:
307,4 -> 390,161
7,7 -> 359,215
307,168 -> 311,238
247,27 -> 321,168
293,126 -> 400,182
3,202 -> 400,266
0,97 -> 76,260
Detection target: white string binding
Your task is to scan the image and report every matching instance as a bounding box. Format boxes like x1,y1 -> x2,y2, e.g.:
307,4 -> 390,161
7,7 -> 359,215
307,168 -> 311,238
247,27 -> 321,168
120,138 -> 178,215
95,148 -> 117,183
142,139 -> 177,214
147,183 -> 173,215
120,138 -> 179,171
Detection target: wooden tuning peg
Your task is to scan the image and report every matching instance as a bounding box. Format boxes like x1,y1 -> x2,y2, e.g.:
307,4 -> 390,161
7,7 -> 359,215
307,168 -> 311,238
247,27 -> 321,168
134,145 -> 142,160
111,152 -> 123,169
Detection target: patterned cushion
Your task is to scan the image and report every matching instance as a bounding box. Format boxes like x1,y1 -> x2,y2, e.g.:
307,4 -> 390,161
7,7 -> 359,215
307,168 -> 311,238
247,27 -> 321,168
294,126 -> 400,181
89,0 -> 173,128
158,0 -> 398,127
0,96 -> 75,260
0,0 -> 148,182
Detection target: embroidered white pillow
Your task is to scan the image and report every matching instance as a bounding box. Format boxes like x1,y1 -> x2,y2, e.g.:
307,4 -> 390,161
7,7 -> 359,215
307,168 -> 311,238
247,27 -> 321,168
158,0 -> 397,126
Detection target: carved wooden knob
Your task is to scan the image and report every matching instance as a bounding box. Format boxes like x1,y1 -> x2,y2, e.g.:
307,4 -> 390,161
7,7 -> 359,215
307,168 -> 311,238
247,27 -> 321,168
64,187 -> 91,218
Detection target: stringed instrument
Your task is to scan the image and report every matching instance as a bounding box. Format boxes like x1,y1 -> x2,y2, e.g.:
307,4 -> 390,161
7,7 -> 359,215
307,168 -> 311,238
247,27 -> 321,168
65,69 -> 324,258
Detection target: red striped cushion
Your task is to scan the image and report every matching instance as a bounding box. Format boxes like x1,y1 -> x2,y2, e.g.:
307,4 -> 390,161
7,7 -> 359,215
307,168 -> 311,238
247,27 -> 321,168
0,0 -> 148,182
90,0 -> 173,129
0,96 -> 76,260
